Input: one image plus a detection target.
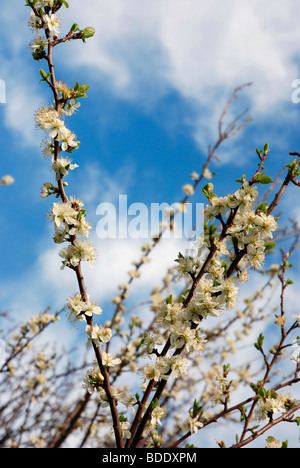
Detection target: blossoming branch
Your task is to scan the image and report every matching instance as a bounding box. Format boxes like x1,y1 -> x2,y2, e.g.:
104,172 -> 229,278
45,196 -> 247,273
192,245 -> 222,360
17,0 -> 300,449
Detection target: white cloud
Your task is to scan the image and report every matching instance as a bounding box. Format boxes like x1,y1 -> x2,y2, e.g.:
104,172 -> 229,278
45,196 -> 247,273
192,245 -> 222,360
0,2 -> 45,147
62,0 -> 300,123
2,1 -> 300,151
0,235 -> 187,358
33,232 -> 187,311
4,76 -> 43,147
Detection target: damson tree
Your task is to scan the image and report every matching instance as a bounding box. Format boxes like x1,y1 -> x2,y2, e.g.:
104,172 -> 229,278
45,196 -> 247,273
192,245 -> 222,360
0,0 -> 300,449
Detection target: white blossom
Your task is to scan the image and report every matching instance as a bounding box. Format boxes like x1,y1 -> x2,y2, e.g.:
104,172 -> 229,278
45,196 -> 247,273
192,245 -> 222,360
143,359 -> 169,382
101,351 -> 121,368
67,294 -> 102,323
52,156 -> 78,180
43,14 -> 60,35
118,421 -> 131,440
63,98 -> 81,116
168,355 -> 188,379
29,35 -> 48,51
185,416 -> 203,434
83,365 -> 104,394
86,324 -> 112,346
254,393 -> 298,422
182,183 -> 194,196
265,437 -> 283,449
0,175 -> 14,186
40,182 -> 53,198
151,406 -> 166,427
157,302 -> 182,328
28,11 -> 43,31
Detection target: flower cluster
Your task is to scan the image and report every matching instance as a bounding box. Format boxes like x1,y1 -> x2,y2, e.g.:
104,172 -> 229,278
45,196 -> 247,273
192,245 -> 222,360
47,198 -> 96,269
50,199 -> 91,238
144,406 -> 166,436
59,239 -> 97,269
184,416 -> 203,434
67,294 -> 102,323
143,355 -> 188,383
83,372 -> 137,416
145,432 -> 166,448
140,179 -> 278,403
83,364 -> 105,394
28,6 -> 126,429
203,181 -> 277,271
35,106 -> 79,152
26,1 -> 300,449
265,437 -> 285,448
85,324 -> 113,347
28,4 -> 60,57
17,310 -> 60,337
211,370 -> 230,407
254,392 -> 299,422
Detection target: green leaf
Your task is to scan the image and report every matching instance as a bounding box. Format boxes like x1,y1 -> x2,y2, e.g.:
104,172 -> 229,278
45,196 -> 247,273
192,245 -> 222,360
208,224 -> 217,237
71,23 -> 79,32
166,295 -> 173,305
201,183 -> 215,198
253,174 -> 273,185
39,68 -> 51,84
265,242 -> 276,252
222,261 -> 229,273
286,159 -> 298,173
254,333 -> 264,350
39,68 -> 48,79
75,84 -> 90,98
223,363 -> 230,374
80,27 -> 96,42
250,382 -> 258,393
174,252 -> 184,261
236,174 -> 247,184
257,202 -> 268,214
178,288 -> 191,302
257,387 -> 266,398
151,398 -> 158,409
264,142 -> 269,152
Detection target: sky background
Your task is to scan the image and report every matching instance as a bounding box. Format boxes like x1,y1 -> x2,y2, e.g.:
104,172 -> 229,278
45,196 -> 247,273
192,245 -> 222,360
1,0 -> 300,447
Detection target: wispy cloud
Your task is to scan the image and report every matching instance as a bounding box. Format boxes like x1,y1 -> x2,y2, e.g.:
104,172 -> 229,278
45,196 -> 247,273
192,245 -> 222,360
3,1 -> 300,153
0,2 -> 45,147
62,1 -> 300,130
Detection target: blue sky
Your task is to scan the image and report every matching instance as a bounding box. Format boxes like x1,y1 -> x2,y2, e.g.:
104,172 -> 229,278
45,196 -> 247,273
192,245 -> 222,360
1,0 -> 300,321
1,0 -> 300,331
1,0 -> 300,446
